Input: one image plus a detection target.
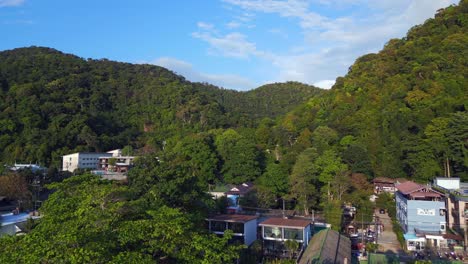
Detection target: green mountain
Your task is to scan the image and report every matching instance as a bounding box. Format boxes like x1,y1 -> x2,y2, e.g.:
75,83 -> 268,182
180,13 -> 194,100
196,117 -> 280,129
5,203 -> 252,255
0,47 -> 321,167
275,1 -> 468,180
0,2 -> 467,263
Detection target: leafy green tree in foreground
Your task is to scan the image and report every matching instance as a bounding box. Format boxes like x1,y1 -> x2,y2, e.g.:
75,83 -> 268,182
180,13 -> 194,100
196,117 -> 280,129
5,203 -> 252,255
0,174 -> 242,263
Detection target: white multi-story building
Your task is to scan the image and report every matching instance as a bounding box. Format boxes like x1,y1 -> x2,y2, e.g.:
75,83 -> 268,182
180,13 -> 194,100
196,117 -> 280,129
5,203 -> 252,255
62,152 -> 113,172
433,177 -> 468,248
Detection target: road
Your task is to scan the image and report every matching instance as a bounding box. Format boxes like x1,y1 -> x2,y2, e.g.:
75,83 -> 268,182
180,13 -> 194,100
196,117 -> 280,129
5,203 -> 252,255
374,209 -> 406,257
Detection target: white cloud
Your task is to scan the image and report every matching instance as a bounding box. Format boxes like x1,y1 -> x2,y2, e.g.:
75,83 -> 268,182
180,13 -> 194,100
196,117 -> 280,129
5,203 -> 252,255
150,57 -> 256,90
223,0 -> 327,29
214,0 -> 458,89
0,0 -> 24,7
192,31 -> 261,59
268,28 -> 288,38
226,21 -> 241,28
313,79 -> 335,89
197,22 -> 215,31
183,0 -> 459,90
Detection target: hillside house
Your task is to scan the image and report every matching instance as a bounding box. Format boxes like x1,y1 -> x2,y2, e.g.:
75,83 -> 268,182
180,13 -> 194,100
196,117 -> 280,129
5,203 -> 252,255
206,214 -> 258,246
259,217 -> 312,260
372,177 -> 396,194
395,181 -> 447,251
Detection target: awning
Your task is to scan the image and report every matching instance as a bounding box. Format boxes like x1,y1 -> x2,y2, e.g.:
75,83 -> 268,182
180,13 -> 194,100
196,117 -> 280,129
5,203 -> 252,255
404,234 -> 425,241
443,233 -> 464,241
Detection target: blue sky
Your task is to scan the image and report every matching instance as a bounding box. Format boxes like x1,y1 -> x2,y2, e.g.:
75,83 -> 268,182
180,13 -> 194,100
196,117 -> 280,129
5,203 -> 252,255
0,0 -> 459,90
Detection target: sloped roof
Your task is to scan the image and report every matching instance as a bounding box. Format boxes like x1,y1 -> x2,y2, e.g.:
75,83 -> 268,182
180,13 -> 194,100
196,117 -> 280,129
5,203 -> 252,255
298,229 -> 351,264
259,217 -> 311,228
372,177 -> 395,184
396,178 -> 408,184
225,182 -> 254,195
206,214 -> 258,223
396,181 -> 425,195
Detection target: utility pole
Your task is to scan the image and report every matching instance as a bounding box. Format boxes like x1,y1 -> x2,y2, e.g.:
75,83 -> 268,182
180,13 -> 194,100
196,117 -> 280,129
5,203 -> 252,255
361,212 -> 365,251
282,198 -> 285,218
374,215 -> 378,245
312,210 -> 315,234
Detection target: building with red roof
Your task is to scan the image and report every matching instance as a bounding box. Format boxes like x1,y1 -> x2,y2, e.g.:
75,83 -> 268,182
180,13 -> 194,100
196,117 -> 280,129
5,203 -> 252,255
259,217 -> 313,260
372,177 -> 396,194
395,180 -> 447,251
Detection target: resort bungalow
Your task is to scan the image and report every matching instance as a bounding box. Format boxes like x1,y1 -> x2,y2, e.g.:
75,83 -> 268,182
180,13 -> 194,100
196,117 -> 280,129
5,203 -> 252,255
206,214 -> 258,246
259,217 -> 312,259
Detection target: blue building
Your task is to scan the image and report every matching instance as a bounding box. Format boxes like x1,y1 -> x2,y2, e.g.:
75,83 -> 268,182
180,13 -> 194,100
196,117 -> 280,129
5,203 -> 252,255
395,181 -> 447,251
0,212 -> 30,237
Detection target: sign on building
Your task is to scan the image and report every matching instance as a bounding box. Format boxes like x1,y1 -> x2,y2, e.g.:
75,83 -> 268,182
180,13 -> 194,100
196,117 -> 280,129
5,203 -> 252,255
417,208 -> 435,216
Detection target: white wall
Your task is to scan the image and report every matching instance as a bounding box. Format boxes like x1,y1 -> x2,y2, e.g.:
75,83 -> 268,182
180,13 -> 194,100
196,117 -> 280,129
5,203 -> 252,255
107,149 -> 122,157
62,152 -> 112,172
435,178 -> 460,190
62,153 -> 79,172
244,219 -> 257,246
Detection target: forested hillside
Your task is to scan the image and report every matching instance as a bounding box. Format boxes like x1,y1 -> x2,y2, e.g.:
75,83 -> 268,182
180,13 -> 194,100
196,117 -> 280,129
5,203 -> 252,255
0,1 -> 467,263
268,1 -> 468,182
0,47 -> 321,168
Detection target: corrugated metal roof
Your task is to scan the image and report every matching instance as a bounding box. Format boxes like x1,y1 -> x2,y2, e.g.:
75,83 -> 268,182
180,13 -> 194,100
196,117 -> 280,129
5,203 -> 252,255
298,229 -> 351,264
396,181 -> 425,195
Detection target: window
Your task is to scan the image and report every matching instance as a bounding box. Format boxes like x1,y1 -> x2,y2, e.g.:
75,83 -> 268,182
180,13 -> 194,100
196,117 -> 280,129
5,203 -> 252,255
264,226 -> 281,239
440,209 -> 445,216
228,222 -> 244,233
284,228 -> 303,240
440,224 -> 445,231
211,221 -> 226,232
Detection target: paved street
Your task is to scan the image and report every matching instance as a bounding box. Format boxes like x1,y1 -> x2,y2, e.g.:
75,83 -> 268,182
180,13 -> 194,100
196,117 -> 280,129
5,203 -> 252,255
374,209 -> 406,256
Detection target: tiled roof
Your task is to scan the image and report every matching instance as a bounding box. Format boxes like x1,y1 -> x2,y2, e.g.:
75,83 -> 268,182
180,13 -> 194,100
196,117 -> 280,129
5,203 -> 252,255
395,178 -> 408,183
259,217 -> 311,228
372,177 -> 395,184
396,181 -> 425,195
206,214 -> 258,223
